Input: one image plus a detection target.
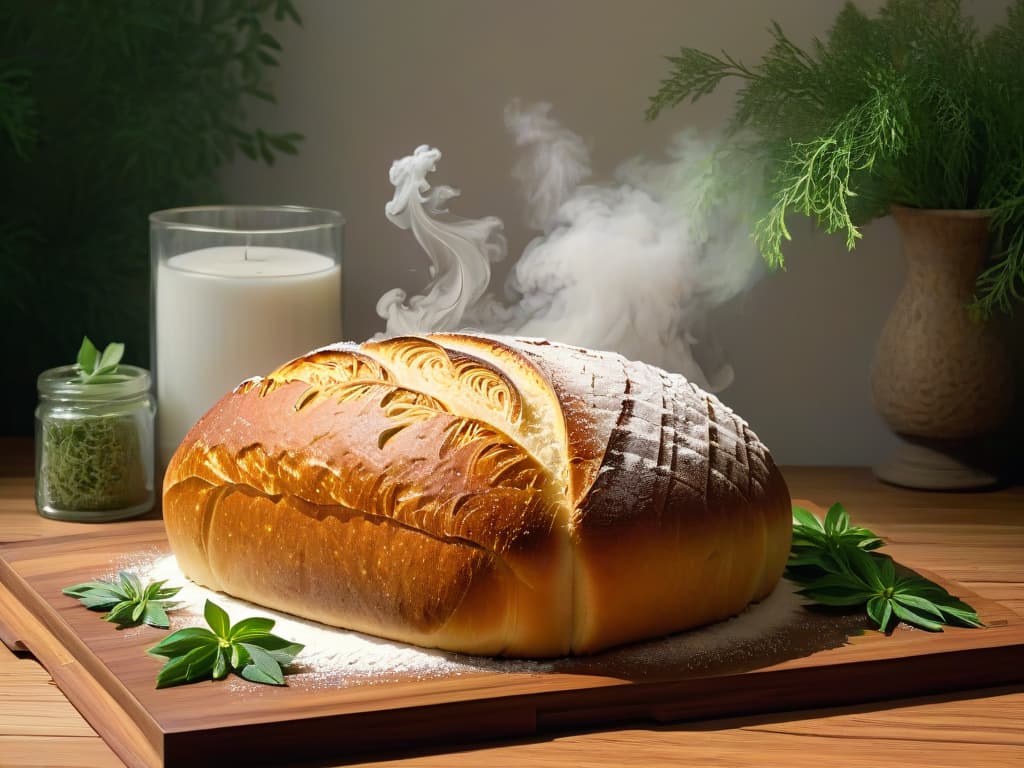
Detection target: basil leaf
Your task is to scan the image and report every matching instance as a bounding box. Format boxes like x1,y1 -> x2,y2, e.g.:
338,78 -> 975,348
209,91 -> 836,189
934,603 -> 985,628
879,598 -> 894,631
866,595 -> 894,631
204,600 -> 231,639
241,632 -> 305,655
791,531 -> 828,547
824,503 -> 848,536
230,643 -> 248,670
77,595 -> 123,610
64,575 -> 185,628
790,537 -> 828,553
787,551 -> 836,567
891,601 -> 945,631
132,600 -> 147,622
876,553 -> 896,585
801,571 -> 872,592
148,627 -> 218,657
143,580 -> 167,601
839,548 -> 883,591
792,507 -> 824,532
264,643 -> 304,666
239,643 -> 285,685
77,337 -> 99,375
119,572 -> 142,600
789,503 -> 981,634
97,342 -> 125,372
793,505 -> 882,554
91,365 -> 120,379
935,593 -> 979,613
897,576 -> 950,598
240,663 -> 285,686
229,617 -> 276,641
104,600 -> 137,625
143,603 -> 301,688
797,571 -> 875,606
865,595 -> 889,630
892,592 -> 945,620
155,585 -> 182,600
143,602 -> 171,629
155,644 -> 219,689
844,521 -> 883,547
236,639 -> 304,667
212,647 -> 229,680
63,581 -> 122,598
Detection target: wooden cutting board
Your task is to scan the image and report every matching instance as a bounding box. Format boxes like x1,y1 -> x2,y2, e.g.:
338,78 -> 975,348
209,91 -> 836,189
1,507 -> 1023,768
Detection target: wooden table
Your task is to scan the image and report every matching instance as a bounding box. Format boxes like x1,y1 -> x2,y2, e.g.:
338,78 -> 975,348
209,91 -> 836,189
1,437 -> 1022,767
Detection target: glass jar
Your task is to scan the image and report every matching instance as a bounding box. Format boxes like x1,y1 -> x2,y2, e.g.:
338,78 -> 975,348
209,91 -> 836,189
35,364 -> 156,522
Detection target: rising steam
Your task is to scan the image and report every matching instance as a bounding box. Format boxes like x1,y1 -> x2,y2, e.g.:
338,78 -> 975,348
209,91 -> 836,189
376,146 -> 507,336
377,102 -> 762,391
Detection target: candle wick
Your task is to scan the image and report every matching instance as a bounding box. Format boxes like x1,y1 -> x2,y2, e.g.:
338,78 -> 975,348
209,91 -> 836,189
243,246 -> 249,261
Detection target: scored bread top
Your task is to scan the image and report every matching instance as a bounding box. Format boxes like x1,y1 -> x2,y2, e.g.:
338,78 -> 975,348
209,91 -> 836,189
163,333 -> 791,657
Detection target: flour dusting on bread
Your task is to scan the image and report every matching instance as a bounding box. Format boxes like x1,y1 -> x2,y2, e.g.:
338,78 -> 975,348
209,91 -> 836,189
163,333 -> 791,657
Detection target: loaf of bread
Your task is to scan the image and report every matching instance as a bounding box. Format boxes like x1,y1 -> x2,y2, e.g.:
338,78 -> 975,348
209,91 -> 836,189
163,334 -> 791,657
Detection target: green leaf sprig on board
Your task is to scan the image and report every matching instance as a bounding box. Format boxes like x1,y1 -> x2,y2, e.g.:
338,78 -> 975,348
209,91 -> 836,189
647,0 -> 1024,319
787,504 -> 983,633
147,600 -> 304,689
74,336 -> 130,384
62,572 -> 182,629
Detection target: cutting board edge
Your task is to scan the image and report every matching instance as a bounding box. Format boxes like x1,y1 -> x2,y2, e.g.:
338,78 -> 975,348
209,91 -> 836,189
150,640 -> 1024,766
0,577 -> 163,768
4,508 -> 1024,767
0,555 -> 168,765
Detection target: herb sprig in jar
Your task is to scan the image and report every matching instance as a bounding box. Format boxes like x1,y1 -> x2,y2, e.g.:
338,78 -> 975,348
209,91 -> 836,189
35,337 -> 156,522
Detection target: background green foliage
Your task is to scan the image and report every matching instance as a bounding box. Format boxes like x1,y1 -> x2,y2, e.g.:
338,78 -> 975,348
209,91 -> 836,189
0,0 -> 302,435
648,0 -> 1024,319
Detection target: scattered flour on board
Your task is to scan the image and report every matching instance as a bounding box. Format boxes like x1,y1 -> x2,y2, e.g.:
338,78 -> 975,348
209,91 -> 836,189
121,553 -> 813,691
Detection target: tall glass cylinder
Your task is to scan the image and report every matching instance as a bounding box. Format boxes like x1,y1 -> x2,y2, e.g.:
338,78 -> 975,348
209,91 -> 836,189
150,206 -> 343,469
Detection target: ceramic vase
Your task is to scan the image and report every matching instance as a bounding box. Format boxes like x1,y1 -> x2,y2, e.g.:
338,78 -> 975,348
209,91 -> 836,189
871,206 -> 1014,489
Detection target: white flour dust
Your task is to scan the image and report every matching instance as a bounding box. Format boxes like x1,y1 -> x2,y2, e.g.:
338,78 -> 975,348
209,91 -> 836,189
125,554 -> 812,690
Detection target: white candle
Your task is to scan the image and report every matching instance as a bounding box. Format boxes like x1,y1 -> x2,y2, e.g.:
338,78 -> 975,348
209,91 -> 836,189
156,246 -> 342,466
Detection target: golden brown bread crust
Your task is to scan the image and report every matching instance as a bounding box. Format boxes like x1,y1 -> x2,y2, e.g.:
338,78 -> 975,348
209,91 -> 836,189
163,333 -> 791,657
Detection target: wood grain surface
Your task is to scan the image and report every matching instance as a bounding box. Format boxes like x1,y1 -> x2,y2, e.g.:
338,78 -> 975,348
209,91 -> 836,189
1,438 -> 1023,767
2,513 -> 1022,768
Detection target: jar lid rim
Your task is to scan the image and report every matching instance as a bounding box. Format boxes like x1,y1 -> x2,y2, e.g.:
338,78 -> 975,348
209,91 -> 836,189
38,364 -> 152,398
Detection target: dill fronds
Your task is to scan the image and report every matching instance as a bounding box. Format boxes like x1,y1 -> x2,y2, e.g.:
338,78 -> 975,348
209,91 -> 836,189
648,0 -> 1024,318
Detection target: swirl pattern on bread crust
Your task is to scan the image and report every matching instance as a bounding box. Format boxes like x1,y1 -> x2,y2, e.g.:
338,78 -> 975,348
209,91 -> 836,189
163,334 -> 791,657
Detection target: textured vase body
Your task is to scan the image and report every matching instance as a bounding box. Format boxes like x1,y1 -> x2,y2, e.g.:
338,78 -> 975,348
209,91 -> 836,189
871,208 -> 1013,488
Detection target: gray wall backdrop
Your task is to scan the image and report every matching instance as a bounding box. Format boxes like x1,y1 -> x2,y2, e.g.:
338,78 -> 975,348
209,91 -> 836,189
222,0 -> 1010,466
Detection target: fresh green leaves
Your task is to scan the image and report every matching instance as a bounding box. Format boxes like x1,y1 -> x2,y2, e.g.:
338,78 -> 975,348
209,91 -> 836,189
75,336 -> 130,384
788,504 -> 983,633
645,48 -> 754,121
63,572 -> 182,629
789,502 -> 883,571
63,573 -> 303,690
148,600 -> 303,689
646,0 -> 1024,318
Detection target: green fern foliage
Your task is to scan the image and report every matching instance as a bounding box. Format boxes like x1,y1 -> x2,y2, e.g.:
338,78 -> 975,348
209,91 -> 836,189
648,0 -> 1024,317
